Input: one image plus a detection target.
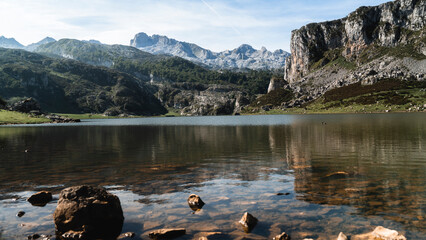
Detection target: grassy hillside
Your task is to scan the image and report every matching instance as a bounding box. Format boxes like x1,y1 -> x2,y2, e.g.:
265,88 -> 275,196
0,48 -> 166,116
0,110 -> 51,124
36,39 -> 273,95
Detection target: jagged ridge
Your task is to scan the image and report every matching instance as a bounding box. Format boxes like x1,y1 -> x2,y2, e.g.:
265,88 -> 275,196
130,32 -> 289,70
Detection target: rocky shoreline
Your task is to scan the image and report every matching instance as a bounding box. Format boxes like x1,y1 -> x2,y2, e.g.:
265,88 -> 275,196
20,186 -> 408,240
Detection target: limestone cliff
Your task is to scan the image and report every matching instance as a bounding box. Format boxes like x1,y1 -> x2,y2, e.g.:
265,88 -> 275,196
285,0 -> 426,83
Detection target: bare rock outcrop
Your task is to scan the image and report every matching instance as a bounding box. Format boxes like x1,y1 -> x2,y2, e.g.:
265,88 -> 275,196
285,0 -> 426,83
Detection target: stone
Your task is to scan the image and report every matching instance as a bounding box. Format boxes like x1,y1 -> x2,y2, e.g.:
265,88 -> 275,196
238,212 -> 258,233
337,232 -> 348,240
187,194 -> 205,211
53,185 -> 124,240
17,211 -> 25,217
273,232 -> 291,240
352,226 -> 406,240
148,228 -> 186,239
276,193 -> 290,196
195,232 -> 225,240
117,232 -> 136,239
27,191 -> 52,206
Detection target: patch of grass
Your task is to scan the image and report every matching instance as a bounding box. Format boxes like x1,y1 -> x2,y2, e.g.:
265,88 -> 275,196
250,89 -> 293,107
0,110 -> 51,124
322,79 -> 424,102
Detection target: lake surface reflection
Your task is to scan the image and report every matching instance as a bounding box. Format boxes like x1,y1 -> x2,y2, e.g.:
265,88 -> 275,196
0,114 -> 425,239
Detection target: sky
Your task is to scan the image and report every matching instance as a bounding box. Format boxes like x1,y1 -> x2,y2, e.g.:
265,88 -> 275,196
0,0 -> 391,52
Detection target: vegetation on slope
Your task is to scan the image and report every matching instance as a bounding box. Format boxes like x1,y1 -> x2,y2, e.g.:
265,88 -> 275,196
0,110 -> 50,124
36,39 -> 273,95
0,48 -> 166,115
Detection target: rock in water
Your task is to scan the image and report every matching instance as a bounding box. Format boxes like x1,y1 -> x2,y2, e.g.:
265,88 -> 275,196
27,191 -> 52,206
53,185 -> 124,240
148,228 -> 186,239
238,212 -> 258,233
352,226 -> 406,240
337,232 -> 348,240
16,211 -> 25,217
273,232 -> 291,240
187,194 -> 205,211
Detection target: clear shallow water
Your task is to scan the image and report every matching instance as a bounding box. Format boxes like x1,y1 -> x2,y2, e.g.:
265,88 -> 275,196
0,113 -> 425,239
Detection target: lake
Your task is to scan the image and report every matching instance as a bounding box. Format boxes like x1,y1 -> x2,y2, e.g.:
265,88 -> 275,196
0,113 -> 425,239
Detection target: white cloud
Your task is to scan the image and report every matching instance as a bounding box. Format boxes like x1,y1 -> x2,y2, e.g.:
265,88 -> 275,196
0,0 -> 390,52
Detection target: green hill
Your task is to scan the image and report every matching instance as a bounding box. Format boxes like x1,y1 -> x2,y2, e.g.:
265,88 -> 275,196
0,48 -> 166,116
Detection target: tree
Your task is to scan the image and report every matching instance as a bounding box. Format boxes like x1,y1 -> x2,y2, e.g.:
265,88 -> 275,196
0,96 -> 6,109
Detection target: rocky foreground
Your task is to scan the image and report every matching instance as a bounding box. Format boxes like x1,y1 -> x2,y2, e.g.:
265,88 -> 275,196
22,185 -> 408,240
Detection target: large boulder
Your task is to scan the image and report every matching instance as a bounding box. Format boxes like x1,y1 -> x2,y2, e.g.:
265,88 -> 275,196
53,185 -> 124,240
9,97 -> 41,113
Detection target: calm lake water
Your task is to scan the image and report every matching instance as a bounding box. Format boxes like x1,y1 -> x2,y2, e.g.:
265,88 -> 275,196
0,114 -> 425,239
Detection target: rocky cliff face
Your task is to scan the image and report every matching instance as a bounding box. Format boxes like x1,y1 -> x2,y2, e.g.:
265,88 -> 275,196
285,0 -> 426,83
154,82 -> 250,116
131,32 -> 289,70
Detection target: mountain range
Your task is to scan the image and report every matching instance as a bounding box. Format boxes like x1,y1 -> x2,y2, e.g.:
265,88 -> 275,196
130,32 -> 290,70
0,36 -> 56,51
1,34 -> 288,71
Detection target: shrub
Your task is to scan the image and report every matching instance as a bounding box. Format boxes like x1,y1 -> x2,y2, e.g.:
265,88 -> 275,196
0,96 -> 6,109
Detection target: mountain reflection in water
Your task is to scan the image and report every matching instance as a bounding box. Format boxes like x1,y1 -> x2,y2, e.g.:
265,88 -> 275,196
0,114 -> 424,239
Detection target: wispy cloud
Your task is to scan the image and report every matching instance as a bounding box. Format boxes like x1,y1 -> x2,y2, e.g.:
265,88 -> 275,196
0,0 -> 390,52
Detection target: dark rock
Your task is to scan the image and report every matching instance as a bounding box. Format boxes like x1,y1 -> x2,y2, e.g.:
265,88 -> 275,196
27,191 -> 52,206
28,234 -> 40,239
238,212 -> 258,233
53,185 -> 124,240
273,232 -> 291,240
17,211 -> 25,217
9,98 -> 41,113
276,193 -> 290,196
187,194 -> 205,211
148,228 -> 186,239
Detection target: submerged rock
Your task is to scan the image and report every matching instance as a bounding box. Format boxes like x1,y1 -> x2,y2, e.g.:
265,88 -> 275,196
16,211 -> 25,217
53,185 -> 124,240
148,228 -> 186,239
187,194 -> 205,211
27,191 -> 52,206
352,226 -> 406,240
238,212 -> 258,233
273,232 -> 291,240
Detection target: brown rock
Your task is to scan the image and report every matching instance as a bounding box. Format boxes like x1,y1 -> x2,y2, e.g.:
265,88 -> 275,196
337,232 -> 348,240
273,232 -> 291,240
53,185 -> 124,240
238,212 -> 258,233
27,191 -> 52,206
352,226 -> 406,240
188,194 -> 205,211
148,228 -> 186,239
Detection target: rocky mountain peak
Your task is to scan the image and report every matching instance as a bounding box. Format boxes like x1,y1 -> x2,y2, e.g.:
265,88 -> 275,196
130,32 -> 289,70
284,0 -> 426,83
0,36 -> 24,49
25,37 -> 56,51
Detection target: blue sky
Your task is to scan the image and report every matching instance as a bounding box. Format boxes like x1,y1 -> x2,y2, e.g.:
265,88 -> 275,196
0,0 -> 390,52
